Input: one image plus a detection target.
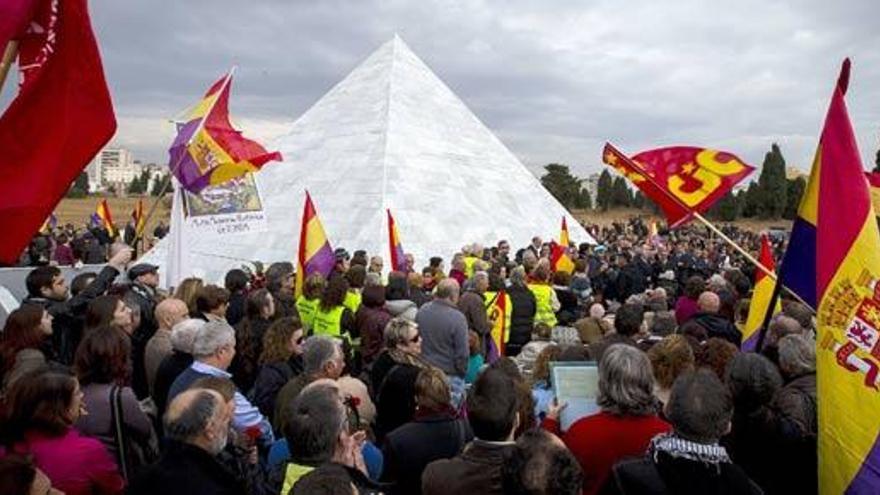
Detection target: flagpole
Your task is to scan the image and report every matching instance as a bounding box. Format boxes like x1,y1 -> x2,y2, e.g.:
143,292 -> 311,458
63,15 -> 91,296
0,40 -> 19,96
132,67 -> 237,255
753,273 -> 784,352
606,143 -> 814,311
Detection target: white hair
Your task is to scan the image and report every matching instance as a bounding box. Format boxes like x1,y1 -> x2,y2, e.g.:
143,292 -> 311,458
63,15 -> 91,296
170,318 -> 206,353
192,320 -> 235,358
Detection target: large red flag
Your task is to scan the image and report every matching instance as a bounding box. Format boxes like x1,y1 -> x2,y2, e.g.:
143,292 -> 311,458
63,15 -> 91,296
602,143 -> 754,227
0,0 -> 116,264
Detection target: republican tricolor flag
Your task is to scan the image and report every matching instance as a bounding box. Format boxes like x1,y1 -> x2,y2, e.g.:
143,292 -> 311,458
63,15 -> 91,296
803,59 -> 880,494
169,71 -> 282,194
295,192 -> 335,298
131,199 -> 145,237
95,199 -> 115,238
742,234 -> 780,351
387,209 -> 406,272
39,212 -> 57,234
550,217 -> 575,274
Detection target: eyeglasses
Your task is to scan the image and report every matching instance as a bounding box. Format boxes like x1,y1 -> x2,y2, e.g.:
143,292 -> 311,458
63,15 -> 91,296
295,335 -> 305,345
409,332 -> 421,344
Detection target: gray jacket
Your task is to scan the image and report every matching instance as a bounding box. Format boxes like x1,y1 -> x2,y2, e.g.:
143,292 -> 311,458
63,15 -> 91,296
416,300 -> 469,378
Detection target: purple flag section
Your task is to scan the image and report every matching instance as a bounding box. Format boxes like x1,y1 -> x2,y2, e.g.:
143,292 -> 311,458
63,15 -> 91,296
304,241 -> 336,278
168,119 -> 212,193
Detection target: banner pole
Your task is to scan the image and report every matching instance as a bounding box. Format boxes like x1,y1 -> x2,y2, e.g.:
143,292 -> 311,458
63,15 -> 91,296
0,41 -> 19,96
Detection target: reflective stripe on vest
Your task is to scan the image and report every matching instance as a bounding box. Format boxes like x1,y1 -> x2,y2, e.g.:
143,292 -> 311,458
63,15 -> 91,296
295,296 -> 319,330
463,256 -> 479,279
312,305 -> 345,338
344,290 -> 362,315
528,283 -> 558,327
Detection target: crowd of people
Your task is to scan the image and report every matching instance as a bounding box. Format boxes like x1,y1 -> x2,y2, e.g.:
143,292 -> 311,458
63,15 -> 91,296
0,216 -> 817,494
14,218 -> 169,267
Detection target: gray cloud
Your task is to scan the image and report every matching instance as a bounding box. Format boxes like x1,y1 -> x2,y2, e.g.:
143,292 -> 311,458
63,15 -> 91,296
45,0 -> 880,176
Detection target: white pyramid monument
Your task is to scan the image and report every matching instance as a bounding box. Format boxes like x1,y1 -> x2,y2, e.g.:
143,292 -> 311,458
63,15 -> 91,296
152,35 -> 594,286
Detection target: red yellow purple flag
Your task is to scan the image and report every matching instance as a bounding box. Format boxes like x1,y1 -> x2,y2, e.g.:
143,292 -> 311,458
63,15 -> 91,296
550,217 -> 575,273
811,59 -> 880,494
169,72 -> 282,194
295,191 -> 335,299
96,199 -> 116,238
131,198 -> 145,237
387,209 -> 406,272
485,289 -> 510,357
742,234 -> 780,351
602,143 -> 754,227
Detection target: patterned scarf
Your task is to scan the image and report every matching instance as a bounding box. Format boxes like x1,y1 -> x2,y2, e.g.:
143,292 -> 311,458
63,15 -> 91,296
649,432 -> 731,468
387,348 -> 432,370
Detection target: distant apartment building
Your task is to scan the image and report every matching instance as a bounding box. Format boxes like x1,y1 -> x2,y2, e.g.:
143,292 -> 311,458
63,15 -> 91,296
584,173 -> 600,209
87,147 -> 138,192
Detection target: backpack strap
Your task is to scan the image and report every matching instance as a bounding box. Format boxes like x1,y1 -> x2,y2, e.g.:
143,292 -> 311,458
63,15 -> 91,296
109,385 -> 130,481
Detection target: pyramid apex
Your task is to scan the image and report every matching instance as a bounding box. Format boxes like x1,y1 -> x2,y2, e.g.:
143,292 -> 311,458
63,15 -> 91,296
388,33 -> 412,52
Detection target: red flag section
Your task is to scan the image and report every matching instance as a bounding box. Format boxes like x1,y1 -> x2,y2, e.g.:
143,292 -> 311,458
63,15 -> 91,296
0,0 -> 116,264
602,143 -> 754,227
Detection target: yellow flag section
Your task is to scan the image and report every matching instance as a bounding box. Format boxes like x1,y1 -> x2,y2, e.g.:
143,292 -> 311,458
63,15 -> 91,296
813,60 -> 880,494
485,290 -> 511,356
551,217 -> 575,274
741,234 -> 780,351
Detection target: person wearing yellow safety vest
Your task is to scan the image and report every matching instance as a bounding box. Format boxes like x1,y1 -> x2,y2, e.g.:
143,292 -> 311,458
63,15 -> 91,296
506,266 -> 536,357
343,265 -> 366,315
311,275 -> 357,343
295,273 -> 325,334
527,261 -> 560,329
462,243 -> 482,280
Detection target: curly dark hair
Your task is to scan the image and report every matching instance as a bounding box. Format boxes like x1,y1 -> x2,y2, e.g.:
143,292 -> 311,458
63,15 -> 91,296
260,317 -> 302,365
696,337 -> 739,381
684,276 -> 706,300
319,275 -> 349,311
84,295 -> 123,331
0,304 -> 46,376
74,326 -> 131,386
502,429 -> 583,495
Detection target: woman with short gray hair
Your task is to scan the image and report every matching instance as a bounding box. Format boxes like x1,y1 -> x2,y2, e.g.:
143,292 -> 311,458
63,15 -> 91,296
544,344 -> 670,495
769,333 -> 817,495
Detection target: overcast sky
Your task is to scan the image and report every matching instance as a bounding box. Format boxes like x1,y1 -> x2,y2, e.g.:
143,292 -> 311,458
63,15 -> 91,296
14,0 -> 880,177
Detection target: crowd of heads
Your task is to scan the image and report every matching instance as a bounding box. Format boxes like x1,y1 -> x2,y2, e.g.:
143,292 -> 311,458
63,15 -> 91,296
0,214 -> 820,494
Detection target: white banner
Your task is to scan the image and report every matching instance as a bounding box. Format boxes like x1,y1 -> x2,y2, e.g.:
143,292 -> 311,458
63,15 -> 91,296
182,173 -> 268,236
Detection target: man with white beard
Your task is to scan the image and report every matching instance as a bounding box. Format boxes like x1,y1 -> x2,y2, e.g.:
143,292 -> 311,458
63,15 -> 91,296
128,389 -> 245,495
